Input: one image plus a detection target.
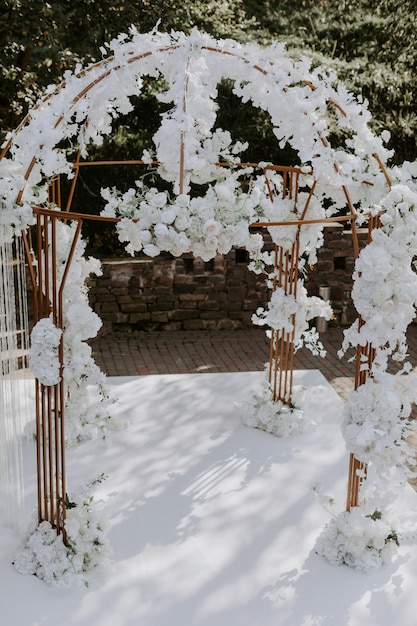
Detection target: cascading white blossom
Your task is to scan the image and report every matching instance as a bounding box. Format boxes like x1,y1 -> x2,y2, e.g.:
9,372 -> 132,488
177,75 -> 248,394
52,221 -> 118,446
29,317 -> 62,386
252,281 -> 333,351
317,181 -> 417,573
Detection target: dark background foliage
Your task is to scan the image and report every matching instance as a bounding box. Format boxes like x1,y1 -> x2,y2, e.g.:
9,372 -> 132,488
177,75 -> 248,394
1,0 -> 415,254
1,0 -> 416,160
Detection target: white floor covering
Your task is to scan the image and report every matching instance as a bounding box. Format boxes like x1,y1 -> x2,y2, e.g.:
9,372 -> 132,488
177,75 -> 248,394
1,370 -> 417,626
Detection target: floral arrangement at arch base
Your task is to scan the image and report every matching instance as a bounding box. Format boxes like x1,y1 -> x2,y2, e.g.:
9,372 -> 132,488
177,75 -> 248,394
315,495 -> 402,574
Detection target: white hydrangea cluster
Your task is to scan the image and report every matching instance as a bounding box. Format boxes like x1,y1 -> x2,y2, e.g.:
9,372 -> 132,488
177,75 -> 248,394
243,379 -> 307,437
315,507 -> 399,574
342,372 -> 415,473
29,317 -> 62,386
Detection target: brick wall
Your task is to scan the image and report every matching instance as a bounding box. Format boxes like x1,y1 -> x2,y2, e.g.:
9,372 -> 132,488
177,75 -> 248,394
87,224 -> 370,333
87,250 -> 269,333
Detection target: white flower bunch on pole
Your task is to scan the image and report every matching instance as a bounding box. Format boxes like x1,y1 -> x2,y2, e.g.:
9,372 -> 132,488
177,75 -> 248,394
252,281 -> 332,351
29,317 -> 63,386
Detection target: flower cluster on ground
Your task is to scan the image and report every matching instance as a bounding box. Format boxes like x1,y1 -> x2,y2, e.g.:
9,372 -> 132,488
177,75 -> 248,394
13,476 -> 109,587
245,279 -> 332,434
243,376 -> 307,437
315,506 -> 399,574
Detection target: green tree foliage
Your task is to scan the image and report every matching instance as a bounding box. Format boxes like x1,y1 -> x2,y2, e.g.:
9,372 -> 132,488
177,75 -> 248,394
2,0 -> 415,256
245,0 -> 417,163
1,0 -> 416,162
0,0 -> 257,133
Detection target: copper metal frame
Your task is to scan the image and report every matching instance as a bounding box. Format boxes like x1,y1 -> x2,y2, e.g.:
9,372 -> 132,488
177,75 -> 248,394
24,158 -> 366,535
20,156 -> 388,535
21,204 -> 119,534
345,212 -> 382,510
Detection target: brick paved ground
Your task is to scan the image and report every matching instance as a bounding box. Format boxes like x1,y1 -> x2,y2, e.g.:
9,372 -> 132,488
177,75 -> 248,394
90,325 -> 417,402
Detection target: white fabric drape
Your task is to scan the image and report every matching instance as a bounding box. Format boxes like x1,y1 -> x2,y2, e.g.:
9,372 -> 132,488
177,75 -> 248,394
0,236 -> 31,529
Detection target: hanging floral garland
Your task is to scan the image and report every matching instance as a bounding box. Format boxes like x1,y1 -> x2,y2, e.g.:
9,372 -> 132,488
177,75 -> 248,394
53,221 -> 119,446
100,162 -> 265,262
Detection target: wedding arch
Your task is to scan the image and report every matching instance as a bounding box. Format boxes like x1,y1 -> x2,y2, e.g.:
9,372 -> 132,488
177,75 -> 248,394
1,28 -> 417,583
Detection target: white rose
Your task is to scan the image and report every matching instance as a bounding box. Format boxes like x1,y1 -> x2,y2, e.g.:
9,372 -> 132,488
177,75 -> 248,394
203,218 -> 221,236
176,194 -> 191,208
143,243 -> 160,257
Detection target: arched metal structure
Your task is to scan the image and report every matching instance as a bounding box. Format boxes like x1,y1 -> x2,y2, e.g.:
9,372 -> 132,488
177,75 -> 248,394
0,31 -> 391,536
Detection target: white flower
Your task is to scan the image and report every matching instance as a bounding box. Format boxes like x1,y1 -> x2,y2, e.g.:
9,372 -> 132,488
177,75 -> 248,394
203,218 -> 221,236
215,183 -> 234,203
29,317 -> 62,386
141,149 -> 153,164
174,208 -> 190,231
160,206 -> 177,224
316,508 -> 399,574
143,243 -> 160,257
148,190 -> 168,208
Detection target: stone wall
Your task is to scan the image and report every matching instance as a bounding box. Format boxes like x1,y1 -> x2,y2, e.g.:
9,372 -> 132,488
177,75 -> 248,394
87,224 -> 370,333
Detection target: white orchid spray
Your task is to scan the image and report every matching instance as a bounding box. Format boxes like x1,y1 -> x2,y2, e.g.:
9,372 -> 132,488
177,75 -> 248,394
29,317 -> 63,386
